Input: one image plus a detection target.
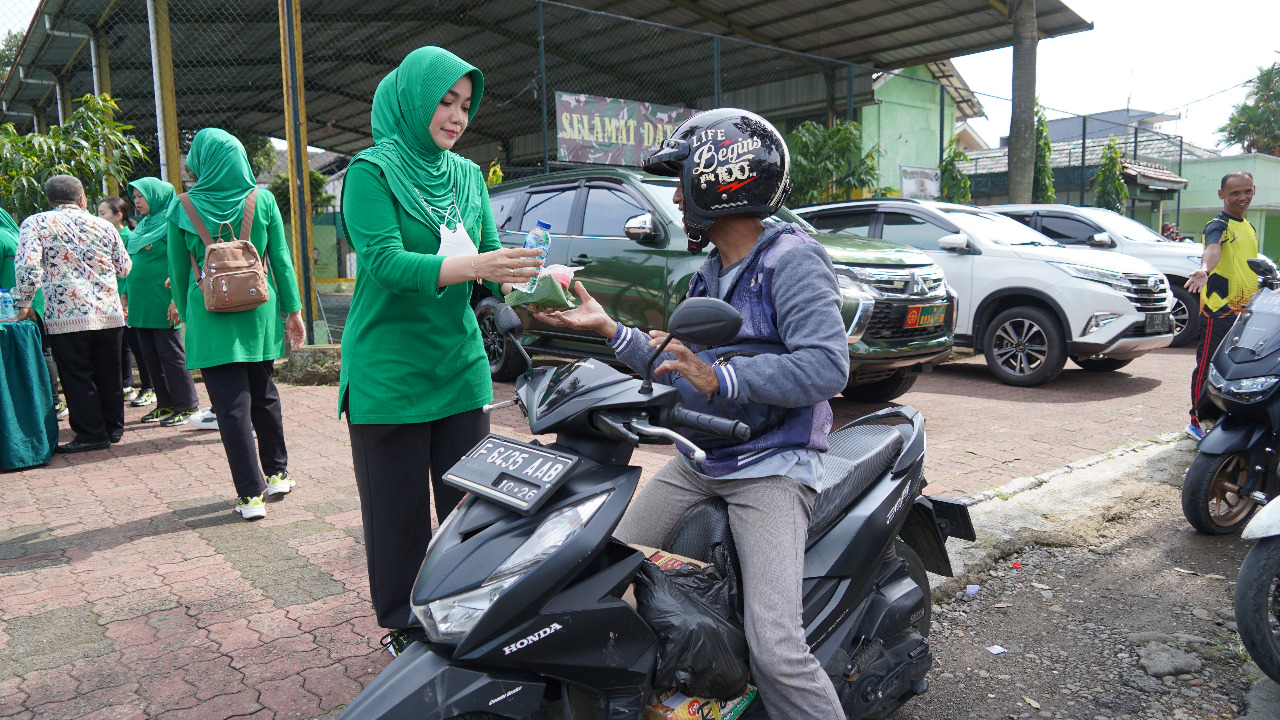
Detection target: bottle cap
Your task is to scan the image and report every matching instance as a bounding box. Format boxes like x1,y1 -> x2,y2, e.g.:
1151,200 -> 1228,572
536,220 -> 551,230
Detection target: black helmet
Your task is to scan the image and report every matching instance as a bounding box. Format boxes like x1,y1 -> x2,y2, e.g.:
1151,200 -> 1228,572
644,108 -> 791,254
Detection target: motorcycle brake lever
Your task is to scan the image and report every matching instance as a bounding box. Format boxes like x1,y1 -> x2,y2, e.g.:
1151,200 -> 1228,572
629,421 -> 707,463
483,396 -> 519,413
594,413 -> 641,445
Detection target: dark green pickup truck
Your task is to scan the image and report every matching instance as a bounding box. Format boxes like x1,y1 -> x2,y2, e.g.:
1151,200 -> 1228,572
478,168 -> 956,402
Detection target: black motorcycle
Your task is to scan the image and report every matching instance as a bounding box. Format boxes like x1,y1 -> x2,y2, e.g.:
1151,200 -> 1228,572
1183,257 -> 1280,534
339,297 -> 974,720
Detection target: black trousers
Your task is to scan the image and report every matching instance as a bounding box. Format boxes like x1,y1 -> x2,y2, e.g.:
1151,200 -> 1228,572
349,410 -> 488,630
202,360 -> 288,499
1192,307 -> 1239,423
135,328 -> 198,411
48,327 -> 124,444
32,314 -> 59,402
120,328 -> 154,391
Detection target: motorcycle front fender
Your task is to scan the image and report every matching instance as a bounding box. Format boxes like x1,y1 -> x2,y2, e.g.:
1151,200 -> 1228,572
338,641 -> 545,720
1198,420 -> 1268,456
1243,498 -> 1280,541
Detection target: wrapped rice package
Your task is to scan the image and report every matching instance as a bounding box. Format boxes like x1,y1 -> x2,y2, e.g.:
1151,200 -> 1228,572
504,265 -> 581,309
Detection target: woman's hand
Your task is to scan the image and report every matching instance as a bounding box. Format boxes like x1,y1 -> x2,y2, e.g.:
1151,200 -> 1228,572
649,331 -> 720,394
474,247 -> 544,284
285,311 -> 306,350
532,282 -> 618,338
167,302 -> 182,328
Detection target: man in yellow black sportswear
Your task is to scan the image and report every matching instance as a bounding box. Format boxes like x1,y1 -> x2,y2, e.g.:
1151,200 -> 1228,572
1184,170 -> 1259,440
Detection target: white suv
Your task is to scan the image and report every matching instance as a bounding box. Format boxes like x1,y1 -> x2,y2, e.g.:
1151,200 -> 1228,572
989,204 -> 1203,348
794,199 -> 1174,387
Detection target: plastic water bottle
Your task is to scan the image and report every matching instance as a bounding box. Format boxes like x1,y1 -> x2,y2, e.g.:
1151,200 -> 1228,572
0,289 -> 15,320
521,220 -> 551,292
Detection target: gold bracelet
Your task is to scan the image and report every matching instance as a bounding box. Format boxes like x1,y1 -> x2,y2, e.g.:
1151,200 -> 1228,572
472,256 -> 480,281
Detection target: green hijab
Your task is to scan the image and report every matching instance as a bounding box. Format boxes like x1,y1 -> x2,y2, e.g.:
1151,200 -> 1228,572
173,128 -> 257,238
350,46 -> 486,235
127,177 -> 176,253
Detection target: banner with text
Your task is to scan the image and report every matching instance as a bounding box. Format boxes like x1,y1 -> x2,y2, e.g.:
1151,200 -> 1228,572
900,165 -> 941,200
557,92 -> 699,166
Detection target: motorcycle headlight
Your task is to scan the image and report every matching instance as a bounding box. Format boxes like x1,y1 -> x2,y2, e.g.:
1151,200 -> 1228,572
1049,262 -> 1133,293
415,493 -> 610,643
1213,372 -> 1280,404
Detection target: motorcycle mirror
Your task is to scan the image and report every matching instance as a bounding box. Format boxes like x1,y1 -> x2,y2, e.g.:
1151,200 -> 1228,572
640,298 -> 742,394
496,303 -> 524,339
1248,257 -> 1278,279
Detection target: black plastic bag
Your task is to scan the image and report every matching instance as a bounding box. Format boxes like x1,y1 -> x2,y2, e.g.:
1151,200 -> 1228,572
634,553 -> 750,699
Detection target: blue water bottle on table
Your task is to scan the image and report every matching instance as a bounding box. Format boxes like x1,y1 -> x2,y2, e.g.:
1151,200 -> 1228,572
0,288 -> 15,319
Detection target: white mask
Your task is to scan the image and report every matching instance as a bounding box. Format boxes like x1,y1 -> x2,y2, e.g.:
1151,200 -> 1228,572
437,219 -> 476,257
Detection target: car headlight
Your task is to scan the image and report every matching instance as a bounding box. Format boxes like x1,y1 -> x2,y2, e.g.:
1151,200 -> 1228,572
1208,366 -> 1280,403
416,493 -> 610,643
1049,262 -> 1134,293
834,269 -> 878,343
1187,255 -> 1203,265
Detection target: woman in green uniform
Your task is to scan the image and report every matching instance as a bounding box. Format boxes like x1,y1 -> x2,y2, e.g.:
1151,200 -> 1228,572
127,178 -> 200,427
0,210 -> 59,412
340,46 -> 541,655
167,128 -> 306,521
98,196 -> 153,408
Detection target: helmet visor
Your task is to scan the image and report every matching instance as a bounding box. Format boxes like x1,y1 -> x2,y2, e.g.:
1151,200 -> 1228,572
643,138 -> 690,177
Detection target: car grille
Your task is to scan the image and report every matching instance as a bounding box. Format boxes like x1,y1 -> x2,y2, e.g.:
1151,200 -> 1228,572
865,300 -> 952,340
858,267 -> 948,299
1124,274 -> 1170,313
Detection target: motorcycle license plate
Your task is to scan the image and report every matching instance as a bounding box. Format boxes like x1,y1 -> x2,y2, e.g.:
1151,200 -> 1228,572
443,435 -> 579,515
1145,312 -> 1171,333
905,303 -> 947,329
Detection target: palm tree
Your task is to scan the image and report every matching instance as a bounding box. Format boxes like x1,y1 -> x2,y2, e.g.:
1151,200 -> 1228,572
1219,64 -> 1280,156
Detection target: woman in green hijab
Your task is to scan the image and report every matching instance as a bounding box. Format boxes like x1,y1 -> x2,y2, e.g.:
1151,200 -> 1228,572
340,46 -> 541,655
97,196 -> 154,405
167,127 -> 306,521
1,209 -> 60,412
126,178 -> 199,425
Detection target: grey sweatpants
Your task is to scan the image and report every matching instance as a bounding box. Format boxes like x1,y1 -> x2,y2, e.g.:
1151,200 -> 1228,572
615,458 -> 845,720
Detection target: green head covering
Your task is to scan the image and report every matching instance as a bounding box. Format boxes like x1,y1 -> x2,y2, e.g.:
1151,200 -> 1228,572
173,128 -> 257,239
126,177 -> 176,253
350,46 -> 486,236
0,209 -> 17,238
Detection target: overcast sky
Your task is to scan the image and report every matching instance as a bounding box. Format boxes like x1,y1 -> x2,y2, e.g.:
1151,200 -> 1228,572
4,0 -> 1276,154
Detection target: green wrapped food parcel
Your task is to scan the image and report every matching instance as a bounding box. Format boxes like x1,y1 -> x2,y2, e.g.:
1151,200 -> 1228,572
503,267 -> 579,309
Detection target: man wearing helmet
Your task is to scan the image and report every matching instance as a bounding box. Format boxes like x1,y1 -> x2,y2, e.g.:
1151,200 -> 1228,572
536,109 -> 850,719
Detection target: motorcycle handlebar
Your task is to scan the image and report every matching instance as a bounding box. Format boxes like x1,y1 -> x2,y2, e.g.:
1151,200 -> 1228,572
667,405 -> 751,442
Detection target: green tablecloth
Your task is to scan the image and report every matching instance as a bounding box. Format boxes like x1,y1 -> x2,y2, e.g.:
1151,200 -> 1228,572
0,320 -> 57,470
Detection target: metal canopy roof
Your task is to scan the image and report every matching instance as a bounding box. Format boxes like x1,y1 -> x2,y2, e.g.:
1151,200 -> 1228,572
1,0 -> 1091,158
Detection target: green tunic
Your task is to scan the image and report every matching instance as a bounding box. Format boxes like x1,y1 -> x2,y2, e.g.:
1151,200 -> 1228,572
116,226 -> 131,298
167,190 -> 302,369
338,160 -> 501,424
0,216 -> 44,317
124,229 -> 174,329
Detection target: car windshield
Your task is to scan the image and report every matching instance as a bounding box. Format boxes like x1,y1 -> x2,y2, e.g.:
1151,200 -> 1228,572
639,181 -> 819,234
943,209 -> 1061,246
1077,208 -> 1170,243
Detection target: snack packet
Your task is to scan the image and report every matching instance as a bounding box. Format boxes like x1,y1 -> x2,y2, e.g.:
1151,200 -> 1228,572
504,265 -> 582,309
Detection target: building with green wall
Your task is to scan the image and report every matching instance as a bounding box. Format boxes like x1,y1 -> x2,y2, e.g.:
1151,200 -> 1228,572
858,65 -> 962,190
1178,154 -> 1280,257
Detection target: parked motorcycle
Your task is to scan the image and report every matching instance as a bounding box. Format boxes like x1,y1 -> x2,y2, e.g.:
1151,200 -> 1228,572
1236,501 -> 1280,684
338,296 -> 974,720
1183,257 -> 1280,535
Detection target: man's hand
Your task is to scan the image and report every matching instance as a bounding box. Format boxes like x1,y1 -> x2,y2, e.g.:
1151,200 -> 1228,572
649,331 -> 720,395
167,302 -> 182,328
532,282 -> 618,339
3,307 -> 35,323
1185,270 -> 1208,293
285,311 -> 306,350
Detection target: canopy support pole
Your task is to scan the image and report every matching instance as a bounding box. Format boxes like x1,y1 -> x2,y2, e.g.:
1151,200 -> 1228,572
279,0 -> 318,344
147,0 -> 182,192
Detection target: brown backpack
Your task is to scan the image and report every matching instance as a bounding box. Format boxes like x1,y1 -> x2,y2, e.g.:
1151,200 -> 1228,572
178,190 -> 270,313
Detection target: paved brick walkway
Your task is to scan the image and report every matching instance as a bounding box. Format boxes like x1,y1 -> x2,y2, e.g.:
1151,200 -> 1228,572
0,346 -> 1197,718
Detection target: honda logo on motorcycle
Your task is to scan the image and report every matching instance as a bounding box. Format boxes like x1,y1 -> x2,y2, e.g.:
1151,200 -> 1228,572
503,623 -> 563,655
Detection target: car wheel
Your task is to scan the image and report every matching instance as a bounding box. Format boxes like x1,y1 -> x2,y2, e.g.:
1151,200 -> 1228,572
476,303 -> 526,382
981,306 -> 1066,387
1169,284 -> 1202,348
1069,355 -> 1133,372
1181,450 -> 1258,535
842,370 -> 917,402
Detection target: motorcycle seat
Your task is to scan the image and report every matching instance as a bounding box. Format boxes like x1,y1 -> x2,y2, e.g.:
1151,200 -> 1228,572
806,424 -> 905,541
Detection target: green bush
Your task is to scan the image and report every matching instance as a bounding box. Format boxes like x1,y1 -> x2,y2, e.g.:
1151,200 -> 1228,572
787,120 -> 884,206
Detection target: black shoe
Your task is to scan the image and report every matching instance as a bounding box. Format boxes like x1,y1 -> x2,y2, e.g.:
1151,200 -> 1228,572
109,432 -> 123,443
380,627 -> 427,657
55,439 -> 111,453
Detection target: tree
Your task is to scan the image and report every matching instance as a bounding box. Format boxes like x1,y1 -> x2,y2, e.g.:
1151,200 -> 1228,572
1007,0 -> 1038,203
938,137 -> 972,204
128,127 -> 277,184
1219,63 -> 1280,156
0,31 -> 23,71
1032,101 -> 1055,203
1093,137 -> 1128,213
787,120 -> 883,206
268,170 -> 335,217
0,94 -> 148,223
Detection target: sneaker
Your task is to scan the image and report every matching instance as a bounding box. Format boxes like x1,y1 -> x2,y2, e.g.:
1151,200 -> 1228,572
265,472 -> 296,497
234,495 -> 266,520
142,406 -> 175,423
122,386 -> 137,402
380,627 -> 426,657
1186,422 -> 1206,442
130,389 -> 156,407
160,408 -> 198,427
54,401 -> 69,419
